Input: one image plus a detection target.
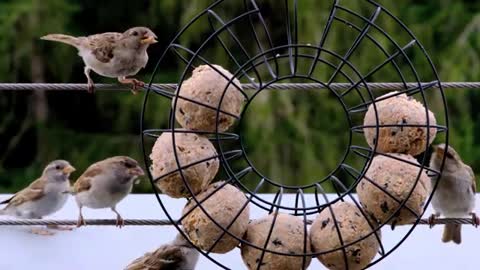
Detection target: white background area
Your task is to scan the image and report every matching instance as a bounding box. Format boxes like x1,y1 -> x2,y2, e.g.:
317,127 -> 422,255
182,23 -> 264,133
0,194 -> 478,270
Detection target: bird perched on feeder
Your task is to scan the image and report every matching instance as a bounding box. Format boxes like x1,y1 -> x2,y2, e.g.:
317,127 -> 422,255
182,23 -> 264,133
429,143 -> 479,244
40,26 -> 158,94
125,232 -> 199,270
72,156 -> 144,228
0,160 -> 75,235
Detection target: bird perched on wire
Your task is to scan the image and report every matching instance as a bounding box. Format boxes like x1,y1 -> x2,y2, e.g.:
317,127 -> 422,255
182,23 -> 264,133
72,156 -> 144,227
428,143 -> 479,244
0,160 -> 75,235
40,26 -> 158,94
125,232 -> 199,270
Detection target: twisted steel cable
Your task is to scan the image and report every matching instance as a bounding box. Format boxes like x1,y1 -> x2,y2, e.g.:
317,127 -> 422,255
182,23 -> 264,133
0,82 -> 479,92
0,218 -> 475,226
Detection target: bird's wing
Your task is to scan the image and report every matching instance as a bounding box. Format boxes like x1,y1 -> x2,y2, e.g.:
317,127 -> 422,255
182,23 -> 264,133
155,245 -> 185,269
73,175 -> 92,194
125,245 -> 184,270
73,165 -> 103,193
85,32 -> 122,63
1,178 -> 46,207
465,165 -> 476,193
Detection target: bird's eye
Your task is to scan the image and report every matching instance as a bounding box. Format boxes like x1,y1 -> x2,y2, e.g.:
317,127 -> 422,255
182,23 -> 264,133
55,165 -> 61,170
123,161 -> 135,168
446,152 -> 454,159
132,31 -> 138,36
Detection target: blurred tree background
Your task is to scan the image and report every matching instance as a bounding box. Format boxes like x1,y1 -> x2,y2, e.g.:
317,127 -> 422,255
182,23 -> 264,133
0,0 -> 479,193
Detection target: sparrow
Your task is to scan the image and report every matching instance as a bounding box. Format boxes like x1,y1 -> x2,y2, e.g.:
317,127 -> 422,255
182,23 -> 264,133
72,156 -> 144,228
40,26 -> 158,94
125,232 -> 199,270
428,143 -> 479,244
0,160 -> 75,235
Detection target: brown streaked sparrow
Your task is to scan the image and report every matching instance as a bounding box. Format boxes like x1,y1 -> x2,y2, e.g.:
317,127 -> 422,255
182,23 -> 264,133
125,232 -> 200,270
429,143 -> 479,244
73,156 -> 144,228
40,26 -> 158,94
0,160 -> 75,235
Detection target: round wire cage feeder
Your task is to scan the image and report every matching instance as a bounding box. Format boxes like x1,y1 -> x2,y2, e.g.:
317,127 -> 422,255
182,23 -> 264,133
141,0 -> 449,269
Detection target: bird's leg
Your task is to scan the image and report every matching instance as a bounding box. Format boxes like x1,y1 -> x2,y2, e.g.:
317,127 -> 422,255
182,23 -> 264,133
428,212 -> 441,228
76,206 -> 86,227
84,66 -> 95,93
29,227 -> 55,236
111,206 -> 124,228
117,76 -> 145,95
470,212 -> 480,228
46,224 -> 74,231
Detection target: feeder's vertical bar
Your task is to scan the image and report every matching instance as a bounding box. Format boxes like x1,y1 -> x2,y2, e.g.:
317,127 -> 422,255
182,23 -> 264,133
299,189 -> 309,270
293,0 -> 299,74
284,0 -> 294,75
257,188 -> 284,270
308,0 -> 339,77
245,0 -> 278,79
316,183 -> 349,270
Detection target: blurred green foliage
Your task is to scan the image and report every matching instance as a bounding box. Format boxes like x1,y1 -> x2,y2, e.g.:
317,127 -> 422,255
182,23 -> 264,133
0,0 -> 480,193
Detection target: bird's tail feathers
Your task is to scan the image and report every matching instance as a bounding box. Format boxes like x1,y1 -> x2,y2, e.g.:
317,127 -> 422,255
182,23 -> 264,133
40,34 -> 81,48
442,224 -> 461,244
0,195 -> 13,205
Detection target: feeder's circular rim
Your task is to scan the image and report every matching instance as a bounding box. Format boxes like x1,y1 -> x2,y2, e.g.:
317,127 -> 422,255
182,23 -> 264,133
140,0 -> 449,269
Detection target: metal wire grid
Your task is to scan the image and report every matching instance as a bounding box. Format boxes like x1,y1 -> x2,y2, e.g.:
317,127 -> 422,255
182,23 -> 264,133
138,0 -> 449,269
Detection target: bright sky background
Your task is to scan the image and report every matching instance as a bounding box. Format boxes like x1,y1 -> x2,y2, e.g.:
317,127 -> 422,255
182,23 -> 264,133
0,194 -> 478,270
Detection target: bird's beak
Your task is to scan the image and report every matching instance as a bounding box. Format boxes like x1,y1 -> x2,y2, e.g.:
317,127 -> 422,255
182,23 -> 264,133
129,166 -> 145,176
63,165 -> 76,175
140,35 -> 158,45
